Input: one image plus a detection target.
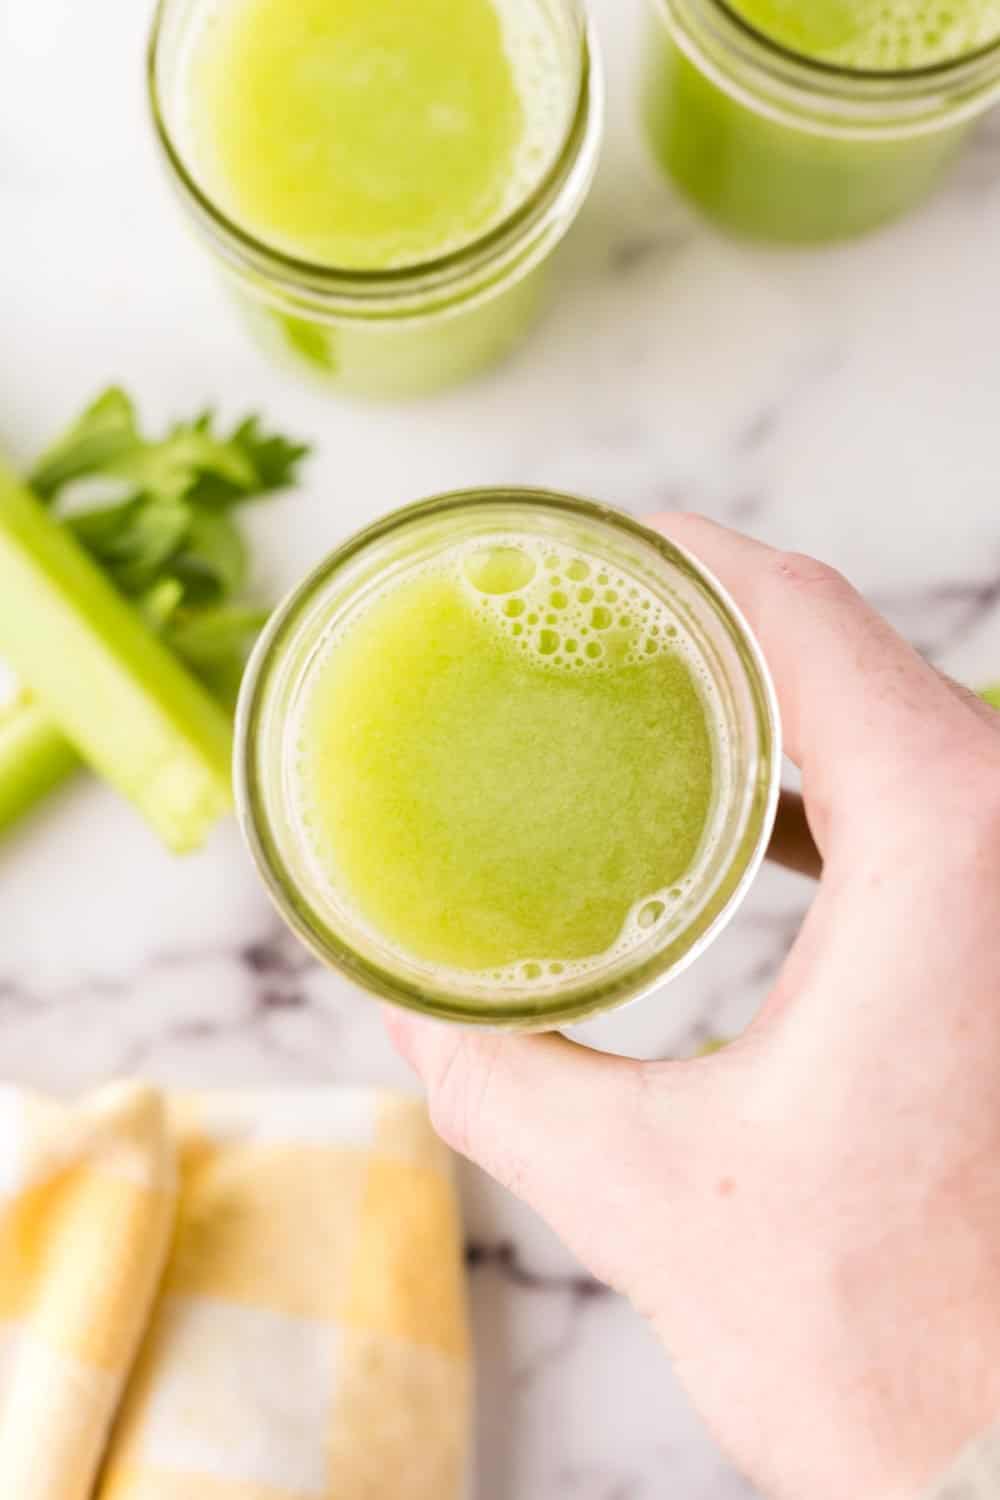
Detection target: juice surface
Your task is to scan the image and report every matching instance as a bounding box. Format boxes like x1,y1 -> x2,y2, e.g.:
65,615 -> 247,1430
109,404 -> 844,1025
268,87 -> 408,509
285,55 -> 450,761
296,541 -> 715,975
187,0 -> 573,269
726,0 -> 1000,69
642,0 -> 991,244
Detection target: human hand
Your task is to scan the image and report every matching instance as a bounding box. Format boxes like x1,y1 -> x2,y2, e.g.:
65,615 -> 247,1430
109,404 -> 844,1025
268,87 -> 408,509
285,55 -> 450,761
385,515 -> 1000,1500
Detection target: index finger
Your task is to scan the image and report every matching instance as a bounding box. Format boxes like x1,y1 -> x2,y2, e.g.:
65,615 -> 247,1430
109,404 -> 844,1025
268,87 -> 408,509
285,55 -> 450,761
650,514 -> 966,842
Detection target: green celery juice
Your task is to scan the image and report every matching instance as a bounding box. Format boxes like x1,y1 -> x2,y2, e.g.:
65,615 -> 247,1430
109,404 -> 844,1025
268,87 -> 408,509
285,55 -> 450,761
187,0 -> 573,270
294,537 -> 716,981
643,0 -> 1000,242
728,0 -> 1000,66
169,0 -> 584,391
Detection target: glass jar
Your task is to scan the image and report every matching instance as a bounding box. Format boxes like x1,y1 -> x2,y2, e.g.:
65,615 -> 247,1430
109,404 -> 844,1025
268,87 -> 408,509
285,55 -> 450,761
235,489 -> 781,1031
642,0 -> 1000,242
148,0 -> 602,398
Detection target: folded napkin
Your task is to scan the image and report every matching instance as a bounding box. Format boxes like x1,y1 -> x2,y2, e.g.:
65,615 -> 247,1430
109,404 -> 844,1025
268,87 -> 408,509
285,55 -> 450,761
0,1082 -> 469,1500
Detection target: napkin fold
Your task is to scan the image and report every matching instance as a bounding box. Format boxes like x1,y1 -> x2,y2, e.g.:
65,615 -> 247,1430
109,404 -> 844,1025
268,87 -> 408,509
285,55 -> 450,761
0,1082 -> 469,1500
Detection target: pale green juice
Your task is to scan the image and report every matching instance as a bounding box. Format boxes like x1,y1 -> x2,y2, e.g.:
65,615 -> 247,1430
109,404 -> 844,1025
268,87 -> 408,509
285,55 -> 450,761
174,0 -> 581,391
643,0 -> 1000,242
727,0 -> 1000,68
295,538 -> 715,977
187,0 -> 571,269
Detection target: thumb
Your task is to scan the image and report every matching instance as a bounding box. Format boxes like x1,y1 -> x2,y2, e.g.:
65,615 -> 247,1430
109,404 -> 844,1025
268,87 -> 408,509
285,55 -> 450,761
384,1009 -> 701,1274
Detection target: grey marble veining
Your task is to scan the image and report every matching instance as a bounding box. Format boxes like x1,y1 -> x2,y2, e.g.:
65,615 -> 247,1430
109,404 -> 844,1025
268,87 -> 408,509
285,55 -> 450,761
2,0 -> 1000,1496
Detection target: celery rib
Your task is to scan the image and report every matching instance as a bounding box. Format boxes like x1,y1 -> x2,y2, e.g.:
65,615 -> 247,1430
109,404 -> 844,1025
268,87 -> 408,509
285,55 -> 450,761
0,458 -> 233,851
0,696 -> 79,835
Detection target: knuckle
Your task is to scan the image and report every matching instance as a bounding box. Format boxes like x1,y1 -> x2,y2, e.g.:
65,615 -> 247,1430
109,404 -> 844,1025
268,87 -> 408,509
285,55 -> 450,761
771,549 -> 851,596
422,1042 -> 473,1154
423,1037 -> 532,1197
667,508 -> 707,529
423,1034 -> 500,1162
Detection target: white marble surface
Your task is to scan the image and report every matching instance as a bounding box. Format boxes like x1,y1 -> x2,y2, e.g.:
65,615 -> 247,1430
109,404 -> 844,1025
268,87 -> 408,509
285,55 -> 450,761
3,0 -> 1000,1495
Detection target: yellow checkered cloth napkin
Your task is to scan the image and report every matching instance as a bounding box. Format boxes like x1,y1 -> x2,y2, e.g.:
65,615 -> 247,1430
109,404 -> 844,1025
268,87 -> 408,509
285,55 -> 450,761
0,1082 -> 469,1500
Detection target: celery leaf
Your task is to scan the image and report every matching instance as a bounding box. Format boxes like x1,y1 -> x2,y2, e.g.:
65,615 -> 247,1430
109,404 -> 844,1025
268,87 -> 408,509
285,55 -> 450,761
26,387 -> 309,695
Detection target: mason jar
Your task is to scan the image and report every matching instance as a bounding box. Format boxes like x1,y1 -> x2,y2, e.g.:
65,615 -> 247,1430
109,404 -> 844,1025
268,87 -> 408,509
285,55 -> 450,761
235,489 -> 781,1031
148,0 -> 602,397
642,0 -> 1000,242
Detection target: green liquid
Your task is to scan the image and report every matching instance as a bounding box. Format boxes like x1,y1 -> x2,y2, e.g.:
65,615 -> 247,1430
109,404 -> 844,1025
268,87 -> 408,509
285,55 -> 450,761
296,540 -> 714,976
184,0 -> 576,391
189,0 -> 569,268
643,0 -> 1000,242
728,0 -> 1000,69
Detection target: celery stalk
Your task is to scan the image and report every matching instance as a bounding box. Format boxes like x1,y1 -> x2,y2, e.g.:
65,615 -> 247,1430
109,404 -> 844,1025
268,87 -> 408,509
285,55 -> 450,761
0,695 -> 79,834
984,686 -> 1000,710
0,457 -> 233,851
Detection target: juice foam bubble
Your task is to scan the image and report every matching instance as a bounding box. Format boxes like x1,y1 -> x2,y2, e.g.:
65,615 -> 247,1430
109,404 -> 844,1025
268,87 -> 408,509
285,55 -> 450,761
493,0 -> 580,223
292,534 -> 725,995
732,0 -> 1000,69
461,535 -> 695,675
834,0 -> 1000,68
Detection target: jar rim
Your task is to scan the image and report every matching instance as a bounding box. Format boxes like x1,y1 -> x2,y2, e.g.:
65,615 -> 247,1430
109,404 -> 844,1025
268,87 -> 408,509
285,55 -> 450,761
235,489 -> 782,1030
147,0 -> 602,310
653,0 -> 1000,132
